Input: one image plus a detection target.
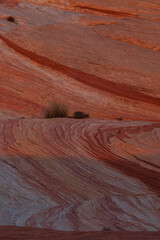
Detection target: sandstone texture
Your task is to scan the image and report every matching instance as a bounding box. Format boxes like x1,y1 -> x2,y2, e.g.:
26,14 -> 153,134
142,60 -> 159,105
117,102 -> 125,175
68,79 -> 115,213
0,119 -> 160,232
1,227 -> 160,240
0,0 -> 160,239
0,0 -> 160,120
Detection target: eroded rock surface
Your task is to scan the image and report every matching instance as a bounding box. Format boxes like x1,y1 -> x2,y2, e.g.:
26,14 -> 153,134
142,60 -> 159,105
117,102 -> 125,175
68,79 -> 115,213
0,0 -> 160,120
0,0 -> 160,239
0,226 -> 160,240
0,119 -> 160,231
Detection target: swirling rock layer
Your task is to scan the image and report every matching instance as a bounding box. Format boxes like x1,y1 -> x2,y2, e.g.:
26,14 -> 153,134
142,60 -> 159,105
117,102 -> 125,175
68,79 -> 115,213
1,0 -> 160,239
0,119 -> 160,231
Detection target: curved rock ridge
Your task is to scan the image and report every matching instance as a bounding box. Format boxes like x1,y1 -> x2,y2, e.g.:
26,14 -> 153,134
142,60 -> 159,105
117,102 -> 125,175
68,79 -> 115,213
18,0 -> 160,18
0,118 -> 160,231
0,1 -> 160,120
1,0 -> 160,238
0,227 -> 160,240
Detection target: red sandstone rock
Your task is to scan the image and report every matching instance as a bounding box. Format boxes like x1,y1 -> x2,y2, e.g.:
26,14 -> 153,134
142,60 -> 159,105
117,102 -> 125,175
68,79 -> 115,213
0,226 -> 160,240
0,119 -> 160,231
0,0 -> 160,120
0,0 -> 160,238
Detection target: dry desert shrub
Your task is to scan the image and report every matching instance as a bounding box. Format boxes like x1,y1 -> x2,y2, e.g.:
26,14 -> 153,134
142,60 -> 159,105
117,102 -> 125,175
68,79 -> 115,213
6,16 -> 15,23
45,102 -> 68,118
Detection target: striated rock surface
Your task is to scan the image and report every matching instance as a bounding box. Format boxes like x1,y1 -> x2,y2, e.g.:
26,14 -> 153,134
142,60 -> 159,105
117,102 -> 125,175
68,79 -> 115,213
0,119 -> 160,231
0,0 -> 160,120
1,0 -> 160,239
0,227 -> 160,240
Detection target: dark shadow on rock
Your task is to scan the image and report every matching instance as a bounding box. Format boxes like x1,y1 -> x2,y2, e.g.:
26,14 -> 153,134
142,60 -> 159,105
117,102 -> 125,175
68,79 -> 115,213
71,112 -> 89,119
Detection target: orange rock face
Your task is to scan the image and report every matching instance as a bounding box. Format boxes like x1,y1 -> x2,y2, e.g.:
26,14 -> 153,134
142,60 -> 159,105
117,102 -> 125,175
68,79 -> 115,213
0,0 -> 160,239
0,0 -> 160,120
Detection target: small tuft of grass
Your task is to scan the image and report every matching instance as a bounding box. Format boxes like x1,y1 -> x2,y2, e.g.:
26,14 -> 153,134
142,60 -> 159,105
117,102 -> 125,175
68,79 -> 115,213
45,102 -> 68,118
72,111 -> 89,119
6,16 -> 15,23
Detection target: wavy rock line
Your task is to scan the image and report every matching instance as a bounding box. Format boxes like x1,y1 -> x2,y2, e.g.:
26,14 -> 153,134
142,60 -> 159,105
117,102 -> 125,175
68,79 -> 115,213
0,119 -> 160,230
0,35 -> 160,108
75,5 -> 138,18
